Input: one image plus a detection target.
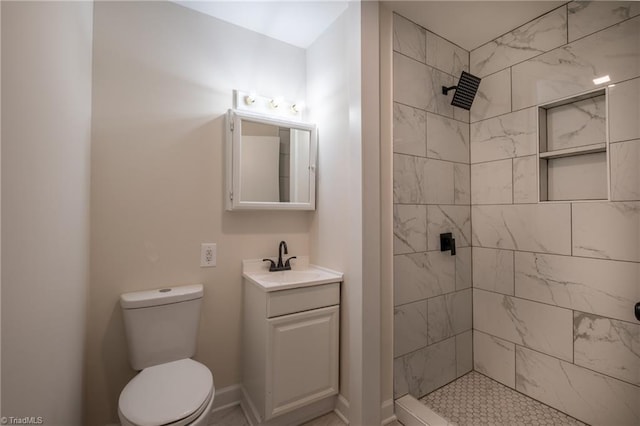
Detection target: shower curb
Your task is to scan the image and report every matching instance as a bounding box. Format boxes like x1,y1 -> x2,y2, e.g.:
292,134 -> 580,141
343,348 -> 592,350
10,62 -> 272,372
395,395 -> 453,426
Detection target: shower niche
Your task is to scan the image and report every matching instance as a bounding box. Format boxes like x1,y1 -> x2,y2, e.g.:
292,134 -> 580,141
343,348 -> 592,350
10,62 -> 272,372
538,88 -> 609,202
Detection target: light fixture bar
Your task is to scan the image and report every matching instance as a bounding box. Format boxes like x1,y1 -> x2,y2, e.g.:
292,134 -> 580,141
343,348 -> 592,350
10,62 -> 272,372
233,90 -> 304,121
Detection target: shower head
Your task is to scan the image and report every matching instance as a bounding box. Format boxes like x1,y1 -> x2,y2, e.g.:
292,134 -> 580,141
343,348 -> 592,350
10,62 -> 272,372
442,71 -> 482,110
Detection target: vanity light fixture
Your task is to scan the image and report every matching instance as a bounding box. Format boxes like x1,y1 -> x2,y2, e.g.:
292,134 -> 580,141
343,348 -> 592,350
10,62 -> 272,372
244,93 -> 256,105
269,97 -> 283,109
233,90 -> 305,122
593,75 -> 611,85
291,102 -> 305,114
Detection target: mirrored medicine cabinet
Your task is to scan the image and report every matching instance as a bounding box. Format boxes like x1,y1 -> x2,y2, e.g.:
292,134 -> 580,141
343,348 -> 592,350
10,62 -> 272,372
226,109 -> 317,210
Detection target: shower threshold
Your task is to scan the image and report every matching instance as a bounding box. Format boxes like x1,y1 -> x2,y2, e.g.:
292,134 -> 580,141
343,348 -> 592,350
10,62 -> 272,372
416,371 -> 587,426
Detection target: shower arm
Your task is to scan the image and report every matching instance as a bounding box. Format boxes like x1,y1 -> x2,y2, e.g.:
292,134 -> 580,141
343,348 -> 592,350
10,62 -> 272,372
442,85 -> 458,95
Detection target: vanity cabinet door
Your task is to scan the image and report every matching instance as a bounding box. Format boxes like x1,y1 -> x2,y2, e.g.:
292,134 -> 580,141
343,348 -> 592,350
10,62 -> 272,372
265,305 -> 339,420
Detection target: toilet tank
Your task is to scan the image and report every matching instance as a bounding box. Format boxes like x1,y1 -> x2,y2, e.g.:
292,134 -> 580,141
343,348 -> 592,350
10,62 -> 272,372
120,284 -> 203,370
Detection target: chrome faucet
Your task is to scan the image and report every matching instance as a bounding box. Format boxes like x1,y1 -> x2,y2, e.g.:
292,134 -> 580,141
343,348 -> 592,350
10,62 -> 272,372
262,240 -> 297,272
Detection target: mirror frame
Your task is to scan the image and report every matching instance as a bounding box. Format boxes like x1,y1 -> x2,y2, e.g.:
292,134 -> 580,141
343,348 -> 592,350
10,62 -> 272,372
226,109 -> 318,211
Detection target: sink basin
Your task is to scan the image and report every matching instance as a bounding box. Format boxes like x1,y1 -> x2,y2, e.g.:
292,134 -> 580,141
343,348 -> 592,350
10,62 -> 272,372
242,259 -> 343,291
250,270 -> 324,284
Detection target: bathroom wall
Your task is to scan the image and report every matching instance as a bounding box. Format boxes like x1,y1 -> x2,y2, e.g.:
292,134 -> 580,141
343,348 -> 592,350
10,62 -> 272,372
1,1 -> 93,424
307,3 -> 387,422
88,2 -> 312,424
392,13 -> 473,399
1,1 -> 3,417
307,8 -> 355,414
469,2 -> 640,425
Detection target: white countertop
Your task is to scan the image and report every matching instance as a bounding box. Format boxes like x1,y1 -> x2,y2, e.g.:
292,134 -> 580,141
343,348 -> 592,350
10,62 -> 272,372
242,256 -> 343,291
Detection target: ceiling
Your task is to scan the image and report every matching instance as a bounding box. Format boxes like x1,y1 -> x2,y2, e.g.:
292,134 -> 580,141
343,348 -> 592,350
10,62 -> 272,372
175,1 -> 565,52
384,1 -> 565,51
174,1 -> 349,48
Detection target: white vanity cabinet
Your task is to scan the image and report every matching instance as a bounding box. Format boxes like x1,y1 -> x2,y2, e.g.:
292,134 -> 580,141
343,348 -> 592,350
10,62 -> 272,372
241,278 -> 340,424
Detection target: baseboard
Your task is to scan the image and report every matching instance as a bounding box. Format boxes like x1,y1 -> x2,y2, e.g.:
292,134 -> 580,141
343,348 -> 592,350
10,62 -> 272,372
200,384 -> 395,426
334,394 -> 349,424
381,398 -> 397,425
332,395 -> 396,425
240,385 -> 336,426
240,386 -> 260,426
395,395 -> 448,426
210,383 -> 243,413
126,380 -> 394,426
197,383 -> 398,426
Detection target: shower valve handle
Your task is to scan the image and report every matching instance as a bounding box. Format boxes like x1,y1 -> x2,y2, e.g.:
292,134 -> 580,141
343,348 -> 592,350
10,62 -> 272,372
440,232 -> 456,256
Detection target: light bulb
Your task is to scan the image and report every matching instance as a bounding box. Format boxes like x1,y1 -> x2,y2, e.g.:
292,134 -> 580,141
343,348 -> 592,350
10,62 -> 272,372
270,97 -> 283,109
291,101 -> 305,114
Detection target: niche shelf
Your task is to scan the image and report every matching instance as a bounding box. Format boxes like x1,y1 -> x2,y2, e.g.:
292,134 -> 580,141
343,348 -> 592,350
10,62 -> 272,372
538,88 -> 609,202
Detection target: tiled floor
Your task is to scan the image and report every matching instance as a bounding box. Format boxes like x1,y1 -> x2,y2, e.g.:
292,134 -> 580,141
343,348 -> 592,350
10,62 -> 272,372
208,406 -> 347,426
209,405 -> 403,426
300,412 -> 348,426
209,405 -> 250,426
421,371 -> 587,426
209,373 -> 587,426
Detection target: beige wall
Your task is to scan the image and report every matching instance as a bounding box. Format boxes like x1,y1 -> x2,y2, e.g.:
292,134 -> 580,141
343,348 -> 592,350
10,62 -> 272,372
88,2 -> 311,424
1,0 -> 3,416
306,7 -> 354,407
308,4 -> 389,423
1,1 -> 93,424
307,3 -> 368,420
360,3 -> 383,424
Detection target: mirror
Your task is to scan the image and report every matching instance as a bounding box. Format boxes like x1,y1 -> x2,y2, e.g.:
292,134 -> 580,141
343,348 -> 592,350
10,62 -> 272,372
226,109 -> 317,210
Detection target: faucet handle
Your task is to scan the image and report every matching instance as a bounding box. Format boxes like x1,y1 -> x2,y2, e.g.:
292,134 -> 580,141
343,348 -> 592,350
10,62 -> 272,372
284,256 -> 297,269
262,258 -> 276,271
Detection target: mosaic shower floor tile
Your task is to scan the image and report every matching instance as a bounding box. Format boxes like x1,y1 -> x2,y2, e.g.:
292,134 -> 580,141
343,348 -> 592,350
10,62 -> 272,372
421,371 -> 587,426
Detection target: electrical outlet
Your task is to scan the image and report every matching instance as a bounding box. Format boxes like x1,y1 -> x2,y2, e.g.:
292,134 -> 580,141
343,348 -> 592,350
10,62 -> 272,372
200,243 -> 216,267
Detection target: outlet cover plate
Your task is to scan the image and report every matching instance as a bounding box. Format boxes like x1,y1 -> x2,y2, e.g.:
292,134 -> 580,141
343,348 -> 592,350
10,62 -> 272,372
201,243 -> 216,267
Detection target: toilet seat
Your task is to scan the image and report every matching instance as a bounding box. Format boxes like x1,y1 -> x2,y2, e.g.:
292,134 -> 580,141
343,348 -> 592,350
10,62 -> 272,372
119,359 -> 214,426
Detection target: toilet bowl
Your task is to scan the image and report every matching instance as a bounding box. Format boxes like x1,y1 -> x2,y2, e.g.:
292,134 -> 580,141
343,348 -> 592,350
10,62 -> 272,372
117,285 -> 214,426
118,359 -> 214,426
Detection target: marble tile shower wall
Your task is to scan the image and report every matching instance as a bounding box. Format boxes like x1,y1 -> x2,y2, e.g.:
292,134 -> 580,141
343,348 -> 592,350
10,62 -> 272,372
392,13 -> 473,400
469,2 -> 640,426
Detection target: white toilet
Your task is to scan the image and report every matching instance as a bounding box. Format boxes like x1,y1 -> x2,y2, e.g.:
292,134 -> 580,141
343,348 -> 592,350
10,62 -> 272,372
118,284 -> 214,426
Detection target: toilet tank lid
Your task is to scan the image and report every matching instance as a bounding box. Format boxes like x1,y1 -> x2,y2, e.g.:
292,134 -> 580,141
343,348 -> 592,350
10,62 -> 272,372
120,284 -> 203,309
